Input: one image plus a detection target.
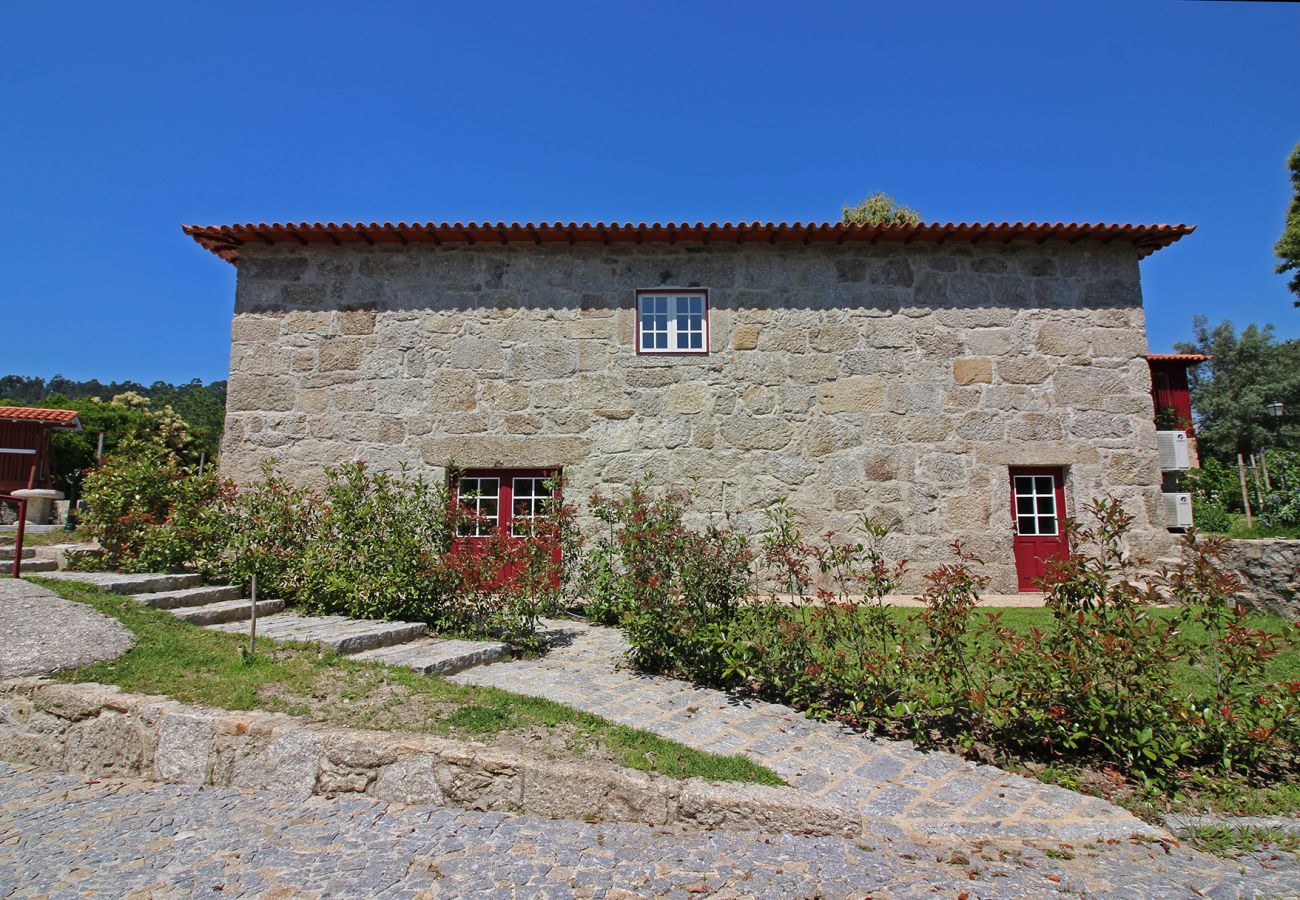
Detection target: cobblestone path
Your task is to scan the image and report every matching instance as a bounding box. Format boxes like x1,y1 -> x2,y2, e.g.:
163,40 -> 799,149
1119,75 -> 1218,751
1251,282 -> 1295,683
3,764 -> 1298,898
454,622 -> 1152,842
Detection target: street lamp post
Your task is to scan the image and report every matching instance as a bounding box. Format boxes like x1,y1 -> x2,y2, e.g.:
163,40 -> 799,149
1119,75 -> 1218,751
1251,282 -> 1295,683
1268,401 -> 1285,444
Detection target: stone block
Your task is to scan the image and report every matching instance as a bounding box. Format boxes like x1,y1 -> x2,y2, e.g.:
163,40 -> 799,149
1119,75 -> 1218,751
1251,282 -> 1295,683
64,712 -> 149,776
226,375 -> 295,413
718,417 -> 794,451
371,752 -> 448,806
521,763 -> 672,825
337,308 -> 377,335
154,710 -> 216,784
952,358 -> 992,385
997,357 -> 1052,385
666,382 -> 709,414
817,375 -> 885,413
808,324 -> 860,352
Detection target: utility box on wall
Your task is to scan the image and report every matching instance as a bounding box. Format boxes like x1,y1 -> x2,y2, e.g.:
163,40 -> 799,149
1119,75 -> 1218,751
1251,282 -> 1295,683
1162,492 -> 1194,530
1157,430 -> 1191,472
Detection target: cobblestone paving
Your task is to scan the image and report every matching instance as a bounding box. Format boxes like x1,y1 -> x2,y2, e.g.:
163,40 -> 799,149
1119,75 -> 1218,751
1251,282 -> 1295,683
454,622 -> 1153,842
1,764 -> 1296,899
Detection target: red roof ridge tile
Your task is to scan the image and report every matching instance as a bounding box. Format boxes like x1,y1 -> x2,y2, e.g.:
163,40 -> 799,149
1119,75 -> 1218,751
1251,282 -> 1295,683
182,220 -> 1195,265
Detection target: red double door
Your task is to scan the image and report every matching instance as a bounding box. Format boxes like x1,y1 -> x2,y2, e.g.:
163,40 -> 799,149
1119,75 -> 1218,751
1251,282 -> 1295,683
1009,467 -> 1069,592
452,468 -> 561,587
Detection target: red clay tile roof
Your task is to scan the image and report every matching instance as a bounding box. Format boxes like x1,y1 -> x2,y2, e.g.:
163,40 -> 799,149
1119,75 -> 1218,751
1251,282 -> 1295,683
183,220 -> 1195,265
0,407 -> 81,427
1147,353 -> 1209,362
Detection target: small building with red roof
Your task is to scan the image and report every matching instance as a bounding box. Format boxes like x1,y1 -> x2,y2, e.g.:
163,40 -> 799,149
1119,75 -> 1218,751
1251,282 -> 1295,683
0,406 -> 81,496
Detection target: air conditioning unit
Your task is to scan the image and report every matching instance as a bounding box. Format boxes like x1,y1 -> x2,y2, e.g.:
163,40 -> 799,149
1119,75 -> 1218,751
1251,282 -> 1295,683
1156,430 -> 1191,471
1163,492 -> 1194,530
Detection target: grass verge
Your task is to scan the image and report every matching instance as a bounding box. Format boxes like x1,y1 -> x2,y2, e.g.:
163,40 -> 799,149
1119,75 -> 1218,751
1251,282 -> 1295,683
31,577 -> 783,787
1185,825 -> 1300,858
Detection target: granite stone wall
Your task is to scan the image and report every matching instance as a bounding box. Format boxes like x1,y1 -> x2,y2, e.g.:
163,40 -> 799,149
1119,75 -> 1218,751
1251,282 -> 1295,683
220,240 -> 1168,591
1221,539 -> 1300,619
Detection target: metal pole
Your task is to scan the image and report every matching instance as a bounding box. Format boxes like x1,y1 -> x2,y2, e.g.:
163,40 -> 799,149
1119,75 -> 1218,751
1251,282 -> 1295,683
1249,455 -> 1265,509
249,573 -> 257,655
1237,453 -> 1254,530
11,499 -> 26,579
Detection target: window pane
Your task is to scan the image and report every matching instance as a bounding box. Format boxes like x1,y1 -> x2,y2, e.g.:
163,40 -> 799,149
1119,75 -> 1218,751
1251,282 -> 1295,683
690,333 -> 702,349
1018,516 -> 1037,535
479,498 -> 497,518
1014,476 -> 1033,496
1037,496 -> 1055,514
1035,476 -> 1054,495
1017,496 -> 1034,515
656,333 -> 667,349
1038,516 -> 1057,535
690,296 -> 703,314
677,332 -> 689,349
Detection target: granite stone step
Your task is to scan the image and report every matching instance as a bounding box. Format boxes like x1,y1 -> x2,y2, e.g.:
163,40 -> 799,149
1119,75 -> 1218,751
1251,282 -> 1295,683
350,636 -> 510,675
4,558 -> 58,573
36,572 -> 203,595
206,613 -> 427,655
0,548 -> 35,559
170,598 -> 286,626
133,585 -> 243,610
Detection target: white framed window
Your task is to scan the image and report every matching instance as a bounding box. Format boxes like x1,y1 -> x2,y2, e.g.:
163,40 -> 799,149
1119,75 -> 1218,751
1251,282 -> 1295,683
511,476 -> 554,536
636,290 -> 709,355
1012,474 -> 1059,536
456,476 -> 499,537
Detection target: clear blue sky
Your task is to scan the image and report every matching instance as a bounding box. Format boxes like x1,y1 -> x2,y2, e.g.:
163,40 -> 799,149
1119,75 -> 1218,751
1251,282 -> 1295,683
2,1 -> 1297,384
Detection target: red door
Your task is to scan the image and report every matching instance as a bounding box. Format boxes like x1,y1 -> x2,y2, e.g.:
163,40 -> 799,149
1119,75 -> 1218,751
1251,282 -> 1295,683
1009,467 -> 1069,592
452,469 -> 562,588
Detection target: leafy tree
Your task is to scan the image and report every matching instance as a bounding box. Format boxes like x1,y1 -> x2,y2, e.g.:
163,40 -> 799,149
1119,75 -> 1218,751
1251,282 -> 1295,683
1276,141 -> 1300,307
841,192 -> 921,226
1,374 -> 225,466
1175,317 -> 1300,461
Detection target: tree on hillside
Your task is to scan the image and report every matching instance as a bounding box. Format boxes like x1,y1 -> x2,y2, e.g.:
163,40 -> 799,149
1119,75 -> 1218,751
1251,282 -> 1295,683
0,374 -> 226,462
1276,141 -> 1300,307
1175,317 -> 1300,461
842,192 -> 921,226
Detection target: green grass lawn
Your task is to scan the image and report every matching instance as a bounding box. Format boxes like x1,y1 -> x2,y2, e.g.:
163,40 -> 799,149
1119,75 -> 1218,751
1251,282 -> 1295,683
3,527 -> 89,547
1207,513 -> 1300,541
927,606 -> 1300,697
32,577 -> 783,787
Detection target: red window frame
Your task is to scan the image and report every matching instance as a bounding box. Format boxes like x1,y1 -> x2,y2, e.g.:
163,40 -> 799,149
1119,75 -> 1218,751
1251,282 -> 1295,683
634,288 -> 711,356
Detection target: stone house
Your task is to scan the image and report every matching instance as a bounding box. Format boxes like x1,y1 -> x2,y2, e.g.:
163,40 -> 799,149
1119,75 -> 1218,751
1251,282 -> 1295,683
186,220 -> 1194,592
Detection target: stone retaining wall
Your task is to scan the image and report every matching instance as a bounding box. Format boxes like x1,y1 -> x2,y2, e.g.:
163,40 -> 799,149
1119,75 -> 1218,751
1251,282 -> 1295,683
1222,539 -> 1300,619
0,679 -> 859,837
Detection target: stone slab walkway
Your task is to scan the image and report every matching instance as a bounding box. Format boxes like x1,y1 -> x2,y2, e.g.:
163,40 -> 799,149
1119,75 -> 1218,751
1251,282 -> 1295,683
454,620 -> 1154,842
2,763 -> 1296,899
0,580 -> 133,678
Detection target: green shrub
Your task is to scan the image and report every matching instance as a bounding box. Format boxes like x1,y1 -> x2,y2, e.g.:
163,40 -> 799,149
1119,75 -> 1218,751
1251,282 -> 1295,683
580,478 -> 754,674
1259,450 -> 1300,530
592,483 -> 1300,792
77,439 -> 220,572
80,450 -> 574,650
